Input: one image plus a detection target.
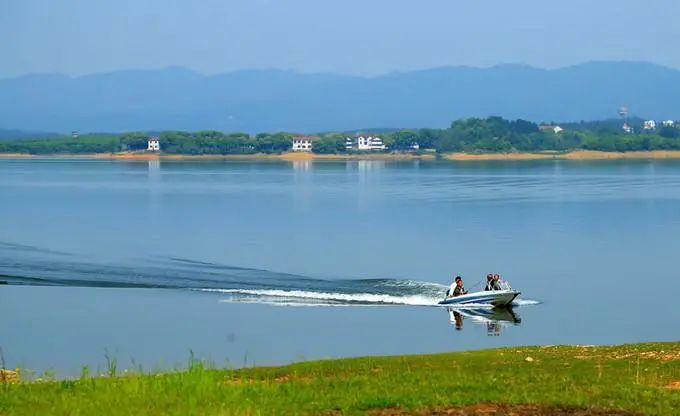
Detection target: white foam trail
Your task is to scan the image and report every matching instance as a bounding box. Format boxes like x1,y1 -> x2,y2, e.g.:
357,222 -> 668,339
217,298 -> 354,307
514,299 -> 541,306
196,288 -> 441,306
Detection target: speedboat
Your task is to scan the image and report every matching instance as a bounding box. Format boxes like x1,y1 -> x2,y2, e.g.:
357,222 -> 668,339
438,281 -> 521,307
438,289 -> 520,306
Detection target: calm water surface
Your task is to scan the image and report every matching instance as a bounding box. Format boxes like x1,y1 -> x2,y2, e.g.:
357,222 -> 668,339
1,158 -> 679,375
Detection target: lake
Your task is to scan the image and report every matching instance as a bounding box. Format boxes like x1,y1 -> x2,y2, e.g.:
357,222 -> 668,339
1,157 -> 679,376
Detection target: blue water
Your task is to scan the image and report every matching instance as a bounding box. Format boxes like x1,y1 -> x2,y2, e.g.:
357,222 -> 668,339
1,157 -> 679,375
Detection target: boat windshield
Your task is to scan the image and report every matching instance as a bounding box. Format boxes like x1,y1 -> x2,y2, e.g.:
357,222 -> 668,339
498,281 -> 513,290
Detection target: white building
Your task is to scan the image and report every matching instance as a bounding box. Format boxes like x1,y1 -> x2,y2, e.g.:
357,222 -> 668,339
643,120 -> 657,130
346,135 -> 387,151
292,136 -> 316,152
622,123 -> 633,134
663,120 -> 675,127
147,136 -> 160,151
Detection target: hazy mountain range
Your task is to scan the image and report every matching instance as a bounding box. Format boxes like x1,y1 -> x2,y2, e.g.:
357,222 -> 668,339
1,61 -> 679,134
0,128 -> 59,141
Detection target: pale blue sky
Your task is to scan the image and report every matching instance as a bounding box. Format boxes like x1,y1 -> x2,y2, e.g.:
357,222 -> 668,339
2,0 -> 679,77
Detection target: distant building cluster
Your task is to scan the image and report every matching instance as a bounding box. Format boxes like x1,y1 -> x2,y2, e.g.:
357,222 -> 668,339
638,119 -> 676,132
345,135 -> 387,151
618,104 -> 677,133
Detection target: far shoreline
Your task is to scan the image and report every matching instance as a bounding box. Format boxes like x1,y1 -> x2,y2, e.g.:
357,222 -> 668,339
3,150 -> 680,161
0,152 -> 435,161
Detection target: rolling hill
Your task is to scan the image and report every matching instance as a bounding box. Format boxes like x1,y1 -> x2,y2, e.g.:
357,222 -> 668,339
1,62 -> 678,133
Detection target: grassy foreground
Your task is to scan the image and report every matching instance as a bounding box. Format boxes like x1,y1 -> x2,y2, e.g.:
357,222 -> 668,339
1,343 -> 679,415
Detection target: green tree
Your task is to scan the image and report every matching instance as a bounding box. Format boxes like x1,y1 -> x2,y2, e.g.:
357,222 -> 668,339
312,136 -> 345,154
659,126 -> 679,139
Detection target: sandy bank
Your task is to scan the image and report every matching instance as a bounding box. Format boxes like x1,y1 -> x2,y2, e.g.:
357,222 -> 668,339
444,152 -> 556,161
444,150 -> 680,161
563,150 -> 680,159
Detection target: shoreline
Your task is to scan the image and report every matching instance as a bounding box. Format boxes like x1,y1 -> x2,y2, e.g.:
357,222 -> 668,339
3,150 -> 680,161
0,152 -> 435,161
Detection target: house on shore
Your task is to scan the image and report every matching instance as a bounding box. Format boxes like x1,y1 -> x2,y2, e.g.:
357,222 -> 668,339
538,125 -> 564,134
147,136 -> 160,151
292,136 -> 317,152
663,120 -> 675,127
345,135 -> 387,151
643,120 -> 657,131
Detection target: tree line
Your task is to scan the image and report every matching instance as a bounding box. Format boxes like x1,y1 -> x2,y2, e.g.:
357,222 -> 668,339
1,117 -> 679,155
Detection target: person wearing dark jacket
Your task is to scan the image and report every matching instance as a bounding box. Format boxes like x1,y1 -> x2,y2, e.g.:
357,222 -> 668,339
484,274 -> 495,291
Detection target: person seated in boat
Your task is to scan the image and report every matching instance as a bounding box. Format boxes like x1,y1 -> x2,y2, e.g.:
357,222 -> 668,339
446,277 -> 456,297
484,274 -> 495,291
451,276 -> 468,297
492,274 -> 503,290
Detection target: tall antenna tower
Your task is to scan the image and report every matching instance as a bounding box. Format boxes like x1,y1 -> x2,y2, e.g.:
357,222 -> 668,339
618,106 -> 631,133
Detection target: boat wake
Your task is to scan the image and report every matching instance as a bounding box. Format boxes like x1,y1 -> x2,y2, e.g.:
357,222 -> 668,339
0,241 -> 540,308
513,299 -> 541,306
199,288 -> 442,306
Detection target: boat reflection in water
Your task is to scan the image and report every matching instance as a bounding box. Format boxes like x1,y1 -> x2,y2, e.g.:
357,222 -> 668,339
447,306 -> 522,336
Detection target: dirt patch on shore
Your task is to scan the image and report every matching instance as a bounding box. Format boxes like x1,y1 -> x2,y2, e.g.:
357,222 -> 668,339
365,403 -> 641,415
0,369 -> 19,384
666,380 -> 680,390
0,153 -> 38,158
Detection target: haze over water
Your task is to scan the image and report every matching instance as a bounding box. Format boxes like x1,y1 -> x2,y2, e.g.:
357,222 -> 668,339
1,158 -> 679,375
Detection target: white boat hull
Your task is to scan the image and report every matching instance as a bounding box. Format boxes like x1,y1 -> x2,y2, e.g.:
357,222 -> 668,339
438,289 -> 520,307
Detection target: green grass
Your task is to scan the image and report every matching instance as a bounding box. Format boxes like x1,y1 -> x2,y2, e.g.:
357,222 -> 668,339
1,343 -> 679,415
